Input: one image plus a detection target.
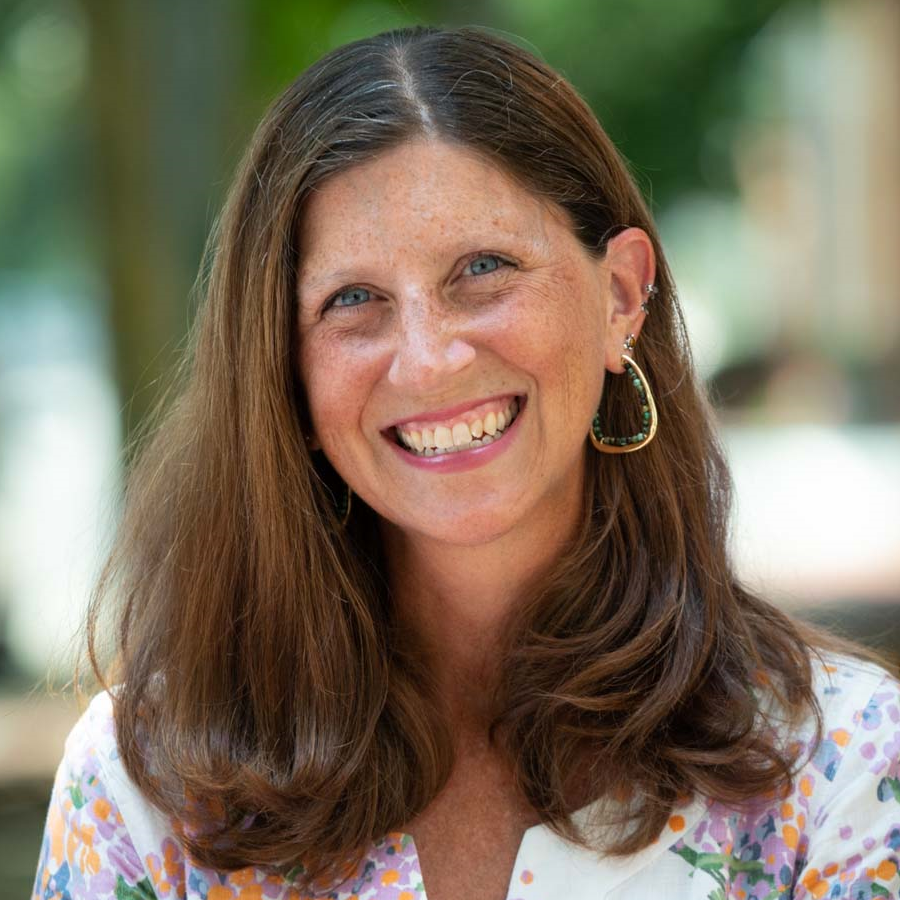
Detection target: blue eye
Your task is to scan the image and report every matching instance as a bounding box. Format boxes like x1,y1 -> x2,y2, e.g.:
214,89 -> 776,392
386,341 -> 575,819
464,255 -> 506,276
328,287 -> 370,310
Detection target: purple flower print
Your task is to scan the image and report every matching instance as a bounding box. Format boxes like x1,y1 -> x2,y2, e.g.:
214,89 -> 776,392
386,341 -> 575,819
706,809 -> 733,843
882,733 -> 900,769
85,868 -> 116,896
862,699 -> 884,731
108,840 -> 145,884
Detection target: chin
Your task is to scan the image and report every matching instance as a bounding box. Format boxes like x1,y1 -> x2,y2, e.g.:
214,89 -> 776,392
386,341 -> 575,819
382,506 -> 521,548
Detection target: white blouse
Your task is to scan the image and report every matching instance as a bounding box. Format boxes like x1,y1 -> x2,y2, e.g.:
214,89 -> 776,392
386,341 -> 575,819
33,653 -> 900,899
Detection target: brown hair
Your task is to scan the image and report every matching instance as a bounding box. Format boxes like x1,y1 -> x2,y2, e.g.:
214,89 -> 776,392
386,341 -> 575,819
86,24 -> 859,889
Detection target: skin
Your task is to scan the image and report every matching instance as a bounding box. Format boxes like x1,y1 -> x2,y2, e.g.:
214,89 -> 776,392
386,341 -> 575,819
297,138 -> 654,728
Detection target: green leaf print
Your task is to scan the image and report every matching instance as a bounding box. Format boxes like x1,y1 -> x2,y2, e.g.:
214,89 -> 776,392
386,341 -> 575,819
872,885 -> 891,898
115,875 -> 158,899
68,781 -> 86,809
673,846 -> 777,898
674,845 -> 700,867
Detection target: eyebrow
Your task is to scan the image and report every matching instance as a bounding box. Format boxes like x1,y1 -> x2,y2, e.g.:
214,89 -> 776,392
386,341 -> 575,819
298,269 -> 358,301
296,226 -> 539,303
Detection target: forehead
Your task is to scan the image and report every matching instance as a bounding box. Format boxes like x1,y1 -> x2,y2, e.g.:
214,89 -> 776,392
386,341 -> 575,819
297,139 -> 568,270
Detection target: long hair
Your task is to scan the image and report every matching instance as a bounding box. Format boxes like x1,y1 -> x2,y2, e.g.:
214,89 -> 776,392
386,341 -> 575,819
87,24 -> 847,889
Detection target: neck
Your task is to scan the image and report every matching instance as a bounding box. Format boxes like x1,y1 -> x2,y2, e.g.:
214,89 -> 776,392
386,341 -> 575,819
380,475 -> 586,731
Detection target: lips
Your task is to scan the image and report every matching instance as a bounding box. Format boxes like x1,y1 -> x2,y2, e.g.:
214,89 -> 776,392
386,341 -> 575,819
384,392 -> 526,473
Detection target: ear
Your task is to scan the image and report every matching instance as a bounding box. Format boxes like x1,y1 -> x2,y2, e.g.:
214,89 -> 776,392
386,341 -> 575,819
599,228 -> 656,374
305,431 -> 322,452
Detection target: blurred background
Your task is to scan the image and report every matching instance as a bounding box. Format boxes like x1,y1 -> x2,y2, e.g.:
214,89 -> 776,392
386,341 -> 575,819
1,0 -> 898,892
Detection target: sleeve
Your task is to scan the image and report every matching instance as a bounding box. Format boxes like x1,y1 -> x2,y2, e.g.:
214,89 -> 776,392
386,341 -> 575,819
794,671 -> 900,899
32,696 -> 159,900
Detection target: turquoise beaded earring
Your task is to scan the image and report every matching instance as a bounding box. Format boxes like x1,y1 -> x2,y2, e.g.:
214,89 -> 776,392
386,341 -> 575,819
590,335 -> 658,454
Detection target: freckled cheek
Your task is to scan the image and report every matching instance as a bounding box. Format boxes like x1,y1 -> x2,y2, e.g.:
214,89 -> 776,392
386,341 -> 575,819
529,307 -> 603,423
300,340 -> 384,447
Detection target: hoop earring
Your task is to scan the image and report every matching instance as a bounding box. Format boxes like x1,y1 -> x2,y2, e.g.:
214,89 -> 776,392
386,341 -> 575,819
590,353 -> 658,454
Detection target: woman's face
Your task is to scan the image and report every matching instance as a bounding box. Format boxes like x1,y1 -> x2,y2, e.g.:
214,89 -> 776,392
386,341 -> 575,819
297,139 -> 638,547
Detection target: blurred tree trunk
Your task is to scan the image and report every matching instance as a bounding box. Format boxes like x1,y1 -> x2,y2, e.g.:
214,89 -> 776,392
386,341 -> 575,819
81,0 -> 242,460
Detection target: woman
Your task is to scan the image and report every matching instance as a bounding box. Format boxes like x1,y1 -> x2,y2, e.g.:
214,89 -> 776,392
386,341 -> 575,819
34,25 -> 900,900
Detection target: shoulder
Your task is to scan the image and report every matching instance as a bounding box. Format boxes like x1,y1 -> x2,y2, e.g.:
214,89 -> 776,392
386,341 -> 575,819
804,651 -> 900,795
666,652 -> 900,899
810,650 -> 897,711
62,690 -> 119,771
68,689 -> 176,838
33,690 -> 185,900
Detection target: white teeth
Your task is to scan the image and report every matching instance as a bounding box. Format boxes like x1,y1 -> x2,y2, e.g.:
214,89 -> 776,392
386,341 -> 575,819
402,428 -> 503,457
452,422 -> 472,446
433,425 -> 453,449
395,398 -> 522,456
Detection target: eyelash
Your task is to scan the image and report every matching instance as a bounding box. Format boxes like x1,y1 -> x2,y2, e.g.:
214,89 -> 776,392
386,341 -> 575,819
322,253 -> 515,314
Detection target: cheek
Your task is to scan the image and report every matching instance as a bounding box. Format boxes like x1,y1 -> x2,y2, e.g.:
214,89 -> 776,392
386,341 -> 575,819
299,332 -> 384,447
502,275 -> 605,415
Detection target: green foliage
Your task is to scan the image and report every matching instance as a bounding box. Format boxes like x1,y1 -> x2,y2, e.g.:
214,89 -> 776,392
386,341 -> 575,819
245,0 -> 434,113
242,0 -> 819,211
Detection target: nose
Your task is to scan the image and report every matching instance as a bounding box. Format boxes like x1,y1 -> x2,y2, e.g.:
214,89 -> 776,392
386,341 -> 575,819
387,299 -> 476,390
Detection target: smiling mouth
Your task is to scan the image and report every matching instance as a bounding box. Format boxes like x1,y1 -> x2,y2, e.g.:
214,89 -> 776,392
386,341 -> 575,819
392,396 -> 523,457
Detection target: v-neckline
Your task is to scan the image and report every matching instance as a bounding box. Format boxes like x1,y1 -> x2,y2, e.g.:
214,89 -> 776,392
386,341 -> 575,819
367,793 -> 709,900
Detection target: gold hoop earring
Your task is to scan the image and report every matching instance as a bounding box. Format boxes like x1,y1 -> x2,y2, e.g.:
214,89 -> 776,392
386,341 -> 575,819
590,353 -> 658,453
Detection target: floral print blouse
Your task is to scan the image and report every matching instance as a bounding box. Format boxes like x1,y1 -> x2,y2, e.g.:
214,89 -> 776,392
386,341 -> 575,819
33,654 -> 900,899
